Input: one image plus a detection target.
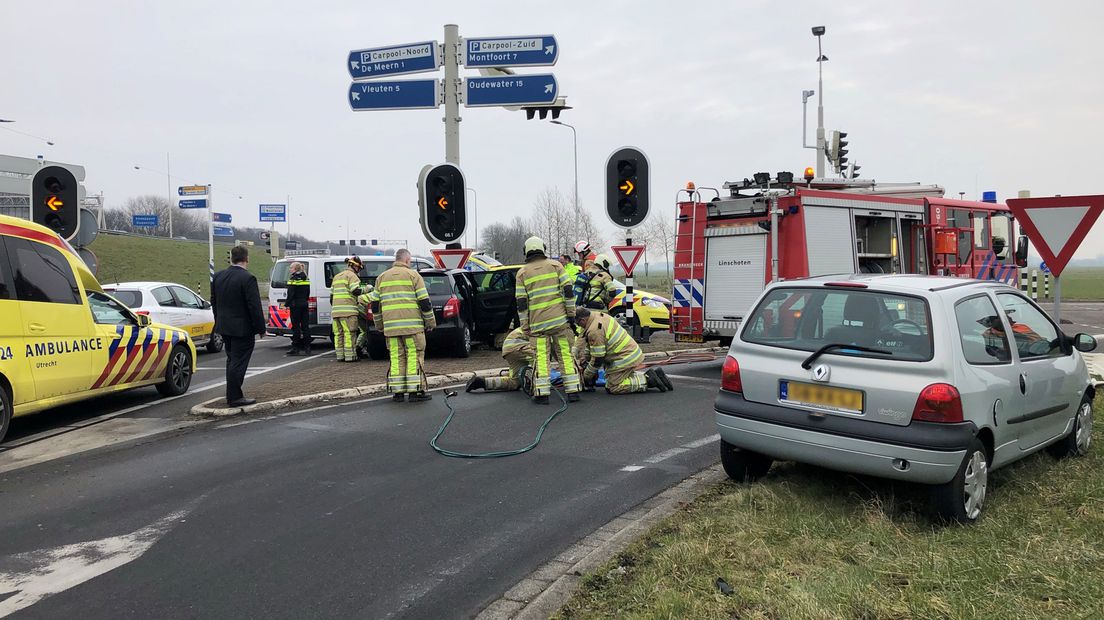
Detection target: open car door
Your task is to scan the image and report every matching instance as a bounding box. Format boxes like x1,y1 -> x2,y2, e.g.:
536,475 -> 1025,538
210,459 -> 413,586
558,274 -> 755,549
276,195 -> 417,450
467,268 -> 517,337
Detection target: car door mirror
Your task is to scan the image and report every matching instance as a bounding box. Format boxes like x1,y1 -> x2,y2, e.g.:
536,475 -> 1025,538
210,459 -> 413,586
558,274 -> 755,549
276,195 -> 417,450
1073,333 -> 1097,353
1014,235 -> 1029,267
136,313 -> 152,328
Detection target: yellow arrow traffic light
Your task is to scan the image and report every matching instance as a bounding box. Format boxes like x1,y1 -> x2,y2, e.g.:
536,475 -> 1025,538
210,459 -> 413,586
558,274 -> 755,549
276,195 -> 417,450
46,195 -> 63,211
437,197 -> 449,210
619,180 -> 634,195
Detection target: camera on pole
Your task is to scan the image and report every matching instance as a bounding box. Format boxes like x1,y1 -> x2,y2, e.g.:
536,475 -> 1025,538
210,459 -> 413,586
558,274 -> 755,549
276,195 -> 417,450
605,147 -> 649,228
418,163 -> 467,244
31,166 -> 80,240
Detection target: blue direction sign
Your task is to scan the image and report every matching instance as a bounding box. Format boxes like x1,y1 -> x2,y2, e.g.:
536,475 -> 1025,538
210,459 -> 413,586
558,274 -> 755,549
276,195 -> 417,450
348,41 -> 439,80
178,185 -> 207,196
464,74 -> 557,108
349,79 -> 439,111
178,199 -> 208,209
213,212 -> 232,223
259,204 -> 287,222
132,214 -> 159,228
465,35 -> 558,68
213,225 -> 234,237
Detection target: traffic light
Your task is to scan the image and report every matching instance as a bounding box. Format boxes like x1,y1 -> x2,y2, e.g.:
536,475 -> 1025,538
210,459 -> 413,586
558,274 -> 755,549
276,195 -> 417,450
832,130 -> 849,172
31,166 -> 79,240
849,162 -> 862,180
605,147 -> 650,228
522,98 -> 572,121
418,163 -> 466,244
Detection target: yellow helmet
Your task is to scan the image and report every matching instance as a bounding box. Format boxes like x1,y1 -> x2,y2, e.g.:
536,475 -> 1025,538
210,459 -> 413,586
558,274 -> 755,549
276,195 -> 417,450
594,253 -> 612,270
523,236 -> 546,256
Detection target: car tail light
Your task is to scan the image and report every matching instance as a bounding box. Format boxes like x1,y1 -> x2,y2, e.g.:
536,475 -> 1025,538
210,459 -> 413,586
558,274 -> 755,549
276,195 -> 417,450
443,296 -> 460,319
912,383 -> 963,423
308,296 -> 317,311
720,356 -> 743,393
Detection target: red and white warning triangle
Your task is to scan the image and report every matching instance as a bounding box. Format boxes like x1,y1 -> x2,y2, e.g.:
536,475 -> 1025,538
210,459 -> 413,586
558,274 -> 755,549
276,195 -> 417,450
1006,195 -> 1104,278
430,248 -> 473,270
611,244 -> 646,276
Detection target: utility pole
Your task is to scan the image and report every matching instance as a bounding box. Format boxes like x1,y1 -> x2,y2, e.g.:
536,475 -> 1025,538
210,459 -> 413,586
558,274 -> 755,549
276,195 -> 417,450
166,152 -> 174,238
443,24 -> 461,165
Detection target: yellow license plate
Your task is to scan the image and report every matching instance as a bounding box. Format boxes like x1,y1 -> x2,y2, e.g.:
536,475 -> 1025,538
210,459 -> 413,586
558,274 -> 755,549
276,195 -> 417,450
780,381 -> 864,414
676,333 -> 704,343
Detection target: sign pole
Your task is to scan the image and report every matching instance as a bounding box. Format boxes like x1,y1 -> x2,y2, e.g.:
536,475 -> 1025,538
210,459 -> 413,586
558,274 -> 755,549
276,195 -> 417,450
443,24 -> 461,165
207,185 -> 214,290
1054,276 -> 1062,325
625,229 -> 637,340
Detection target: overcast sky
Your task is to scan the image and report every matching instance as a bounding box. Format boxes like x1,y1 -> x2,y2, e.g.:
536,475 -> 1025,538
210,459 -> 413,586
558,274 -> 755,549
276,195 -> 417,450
3,0 -> 1103,258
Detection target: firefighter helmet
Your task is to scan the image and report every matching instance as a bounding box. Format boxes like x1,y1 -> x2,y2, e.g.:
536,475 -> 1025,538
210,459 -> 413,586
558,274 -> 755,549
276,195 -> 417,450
593,253 -> 612,271
573,240 -> 592,256
524,236 -> 546,256
347,255 -> 363,270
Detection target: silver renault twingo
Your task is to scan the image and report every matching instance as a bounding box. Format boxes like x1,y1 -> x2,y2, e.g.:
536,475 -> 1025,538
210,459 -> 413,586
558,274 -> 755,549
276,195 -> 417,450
715,274 -> 1096,522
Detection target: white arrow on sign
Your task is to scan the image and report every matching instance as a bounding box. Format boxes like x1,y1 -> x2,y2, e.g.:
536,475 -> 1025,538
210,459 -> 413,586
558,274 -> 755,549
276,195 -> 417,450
544,84 -> 554,94
545,45 -> 555,55
350,60 -> 359,70
351,92 -> 360,101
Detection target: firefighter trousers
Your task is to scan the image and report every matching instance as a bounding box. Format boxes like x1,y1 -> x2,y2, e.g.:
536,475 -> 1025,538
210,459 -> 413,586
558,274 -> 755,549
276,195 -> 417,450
604,365 -> 649,394
332,316 -> 359,361
387,333 -> 427,394
530,327 -> 580,397
484,348 -> 532,391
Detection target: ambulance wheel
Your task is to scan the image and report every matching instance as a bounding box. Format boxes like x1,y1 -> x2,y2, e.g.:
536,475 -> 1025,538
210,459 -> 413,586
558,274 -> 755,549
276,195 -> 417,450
206,333 -> 224,353
157,345 -> 193,397
0,383 -> 11,444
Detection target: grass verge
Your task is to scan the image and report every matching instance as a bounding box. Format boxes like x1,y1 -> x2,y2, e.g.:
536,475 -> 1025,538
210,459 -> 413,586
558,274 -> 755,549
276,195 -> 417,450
557,395 -> 1104,619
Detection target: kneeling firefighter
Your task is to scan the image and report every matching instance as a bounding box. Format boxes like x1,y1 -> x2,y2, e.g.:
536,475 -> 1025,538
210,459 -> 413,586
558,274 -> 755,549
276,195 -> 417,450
465,327 -> 533,393
575,307 -> 672,394
515,236 -> 582,404
368,249 -> 436,402
331,255 -> 364,362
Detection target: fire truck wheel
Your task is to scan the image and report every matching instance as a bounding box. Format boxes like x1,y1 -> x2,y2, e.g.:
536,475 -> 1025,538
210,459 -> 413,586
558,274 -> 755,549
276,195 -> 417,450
718,337 -> 733,348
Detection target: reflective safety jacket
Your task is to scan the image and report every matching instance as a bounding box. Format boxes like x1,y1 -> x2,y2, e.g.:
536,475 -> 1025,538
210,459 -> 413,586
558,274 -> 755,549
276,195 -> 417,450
563,262 -> 581,283
515,256 -> 575,334
330,268 -> 362,318
286,271 -> 310,309
582,311 -> 643,373
501,327 -> 530,357
580,267 -> 617,309
356,287 -> 375,319
368,262 -> 436,336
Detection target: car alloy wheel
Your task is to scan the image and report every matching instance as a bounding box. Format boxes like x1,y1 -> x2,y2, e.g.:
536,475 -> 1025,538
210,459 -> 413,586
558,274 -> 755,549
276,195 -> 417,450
1075,401 -> 1093,454
170,349 -> 192,391
962,450 -> 988,521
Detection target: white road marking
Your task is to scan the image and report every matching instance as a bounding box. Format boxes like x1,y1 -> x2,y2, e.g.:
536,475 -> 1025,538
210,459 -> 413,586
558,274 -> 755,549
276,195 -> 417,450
622,434 -> 720,472
0,502 -> 199,616
665,374 -> 718,384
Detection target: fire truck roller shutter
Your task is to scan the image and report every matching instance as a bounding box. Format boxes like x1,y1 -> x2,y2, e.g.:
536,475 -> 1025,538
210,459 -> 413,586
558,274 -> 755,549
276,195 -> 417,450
703,232 -> 768,324
803,206 -> 858,276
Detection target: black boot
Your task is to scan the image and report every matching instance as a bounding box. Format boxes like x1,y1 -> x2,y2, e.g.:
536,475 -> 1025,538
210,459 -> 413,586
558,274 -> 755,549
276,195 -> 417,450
645,368 -> 668,392
533,394 -> 549,405
392,393 -> 406,403
656,367 -> 673,391
466,376 -> 486,392
408,392 -> 433,402
567,392 -> 581,403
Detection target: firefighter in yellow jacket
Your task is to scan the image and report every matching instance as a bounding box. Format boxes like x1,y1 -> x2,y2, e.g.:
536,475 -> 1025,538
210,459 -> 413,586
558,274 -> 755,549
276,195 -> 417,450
580,254 -> 619,310
330,255 -> 363,362
368,249 -> 436,402
514,236 -> 581,404
354,286 -> 375,355
465,327 -> 533,393
575,307 -> 672,394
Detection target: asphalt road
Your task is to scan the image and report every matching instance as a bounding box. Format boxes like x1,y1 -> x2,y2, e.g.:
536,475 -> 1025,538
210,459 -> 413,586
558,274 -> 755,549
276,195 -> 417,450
0,360 -> 723,619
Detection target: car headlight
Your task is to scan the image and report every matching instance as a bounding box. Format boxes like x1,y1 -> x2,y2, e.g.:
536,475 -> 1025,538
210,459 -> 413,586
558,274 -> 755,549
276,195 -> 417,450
640,298 -> 663,308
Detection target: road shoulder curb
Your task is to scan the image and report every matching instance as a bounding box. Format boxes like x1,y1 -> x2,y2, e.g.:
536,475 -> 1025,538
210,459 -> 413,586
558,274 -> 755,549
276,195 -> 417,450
476,465 -> 728,620
188,346 -> 724,418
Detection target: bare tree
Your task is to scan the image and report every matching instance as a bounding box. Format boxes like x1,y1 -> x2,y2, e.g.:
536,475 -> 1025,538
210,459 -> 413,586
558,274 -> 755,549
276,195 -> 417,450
481,217 -> 529,264
639,216 -> 676,276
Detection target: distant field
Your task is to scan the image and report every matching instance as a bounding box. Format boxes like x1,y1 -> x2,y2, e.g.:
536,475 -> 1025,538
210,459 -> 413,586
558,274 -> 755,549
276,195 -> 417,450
90,234 -> 274,297
1045,266 -> 1104,301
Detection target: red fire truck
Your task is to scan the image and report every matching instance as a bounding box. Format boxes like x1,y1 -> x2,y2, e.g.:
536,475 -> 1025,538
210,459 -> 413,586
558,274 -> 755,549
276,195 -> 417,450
670,172 -> 1029,344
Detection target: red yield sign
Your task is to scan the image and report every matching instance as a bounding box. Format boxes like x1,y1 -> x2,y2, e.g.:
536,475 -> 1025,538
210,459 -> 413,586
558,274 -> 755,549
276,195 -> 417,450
1006,195 -> 1104,277
611,244 -> 646,276
431,248 -> 473,270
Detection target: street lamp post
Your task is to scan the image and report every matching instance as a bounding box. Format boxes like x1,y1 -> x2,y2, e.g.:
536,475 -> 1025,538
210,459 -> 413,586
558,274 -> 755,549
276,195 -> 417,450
550,120 -> 579,218
133,154 -> 174,238
812,26 -> 828,178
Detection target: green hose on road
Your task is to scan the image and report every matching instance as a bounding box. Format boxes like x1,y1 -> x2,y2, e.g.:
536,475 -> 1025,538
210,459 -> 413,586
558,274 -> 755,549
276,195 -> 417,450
430,390 -> 570,459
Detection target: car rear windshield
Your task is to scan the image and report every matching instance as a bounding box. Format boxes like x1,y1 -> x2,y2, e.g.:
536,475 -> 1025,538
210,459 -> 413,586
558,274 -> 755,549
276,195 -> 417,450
741,287 -> 934,362
421,275 -> 453,297
324,261 -> 394,288
106,289 -> 143,308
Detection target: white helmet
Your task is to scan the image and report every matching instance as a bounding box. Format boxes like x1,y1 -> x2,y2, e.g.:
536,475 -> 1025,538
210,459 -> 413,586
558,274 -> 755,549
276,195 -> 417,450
524,236 -> 546,256
573,240 -> 592,255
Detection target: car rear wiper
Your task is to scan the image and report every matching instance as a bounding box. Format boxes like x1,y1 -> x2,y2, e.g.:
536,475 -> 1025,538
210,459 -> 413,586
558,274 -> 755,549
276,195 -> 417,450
801,343 -> 892,369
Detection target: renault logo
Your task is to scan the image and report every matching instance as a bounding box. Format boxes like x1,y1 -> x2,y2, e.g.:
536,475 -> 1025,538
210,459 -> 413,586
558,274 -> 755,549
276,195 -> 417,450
812,364 -> 831,382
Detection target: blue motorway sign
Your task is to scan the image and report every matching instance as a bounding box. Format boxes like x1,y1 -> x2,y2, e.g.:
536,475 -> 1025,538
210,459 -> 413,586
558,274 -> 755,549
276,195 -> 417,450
465,35 -> 558,68
213,225 -> 234,237
213,212 -> 232,223
349,79 -> 439,111
259,204 -> 286,222
348,41 -> 439,80
178,199 -> 208,209
464,74 -> 557,108
132,214 -> 159,228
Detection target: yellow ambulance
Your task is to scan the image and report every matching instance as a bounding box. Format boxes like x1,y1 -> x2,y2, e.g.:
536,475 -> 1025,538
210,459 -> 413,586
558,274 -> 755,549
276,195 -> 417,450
0,215 -> 197,441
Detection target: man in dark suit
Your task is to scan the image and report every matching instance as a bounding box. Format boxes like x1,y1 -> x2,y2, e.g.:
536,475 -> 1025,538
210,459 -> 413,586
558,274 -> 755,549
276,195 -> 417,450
211,245 -> 266,406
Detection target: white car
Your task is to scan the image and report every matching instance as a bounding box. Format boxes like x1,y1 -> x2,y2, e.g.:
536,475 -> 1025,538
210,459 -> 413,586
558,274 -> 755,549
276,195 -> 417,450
103,282 -> 223,353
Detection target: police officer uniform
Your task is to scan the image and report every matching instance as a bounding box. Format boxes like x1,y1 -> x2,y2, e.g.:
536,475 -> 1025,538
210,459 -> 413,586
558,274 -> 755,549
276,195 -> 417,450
286,266 -> 311,355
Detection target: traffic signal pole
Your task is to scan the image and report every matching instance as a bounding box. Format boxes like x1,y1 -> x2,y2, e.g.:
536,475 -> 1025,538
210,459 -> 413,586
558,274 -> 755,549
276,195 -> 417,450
443,24 -> 461,165
207,184 -> 214,288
